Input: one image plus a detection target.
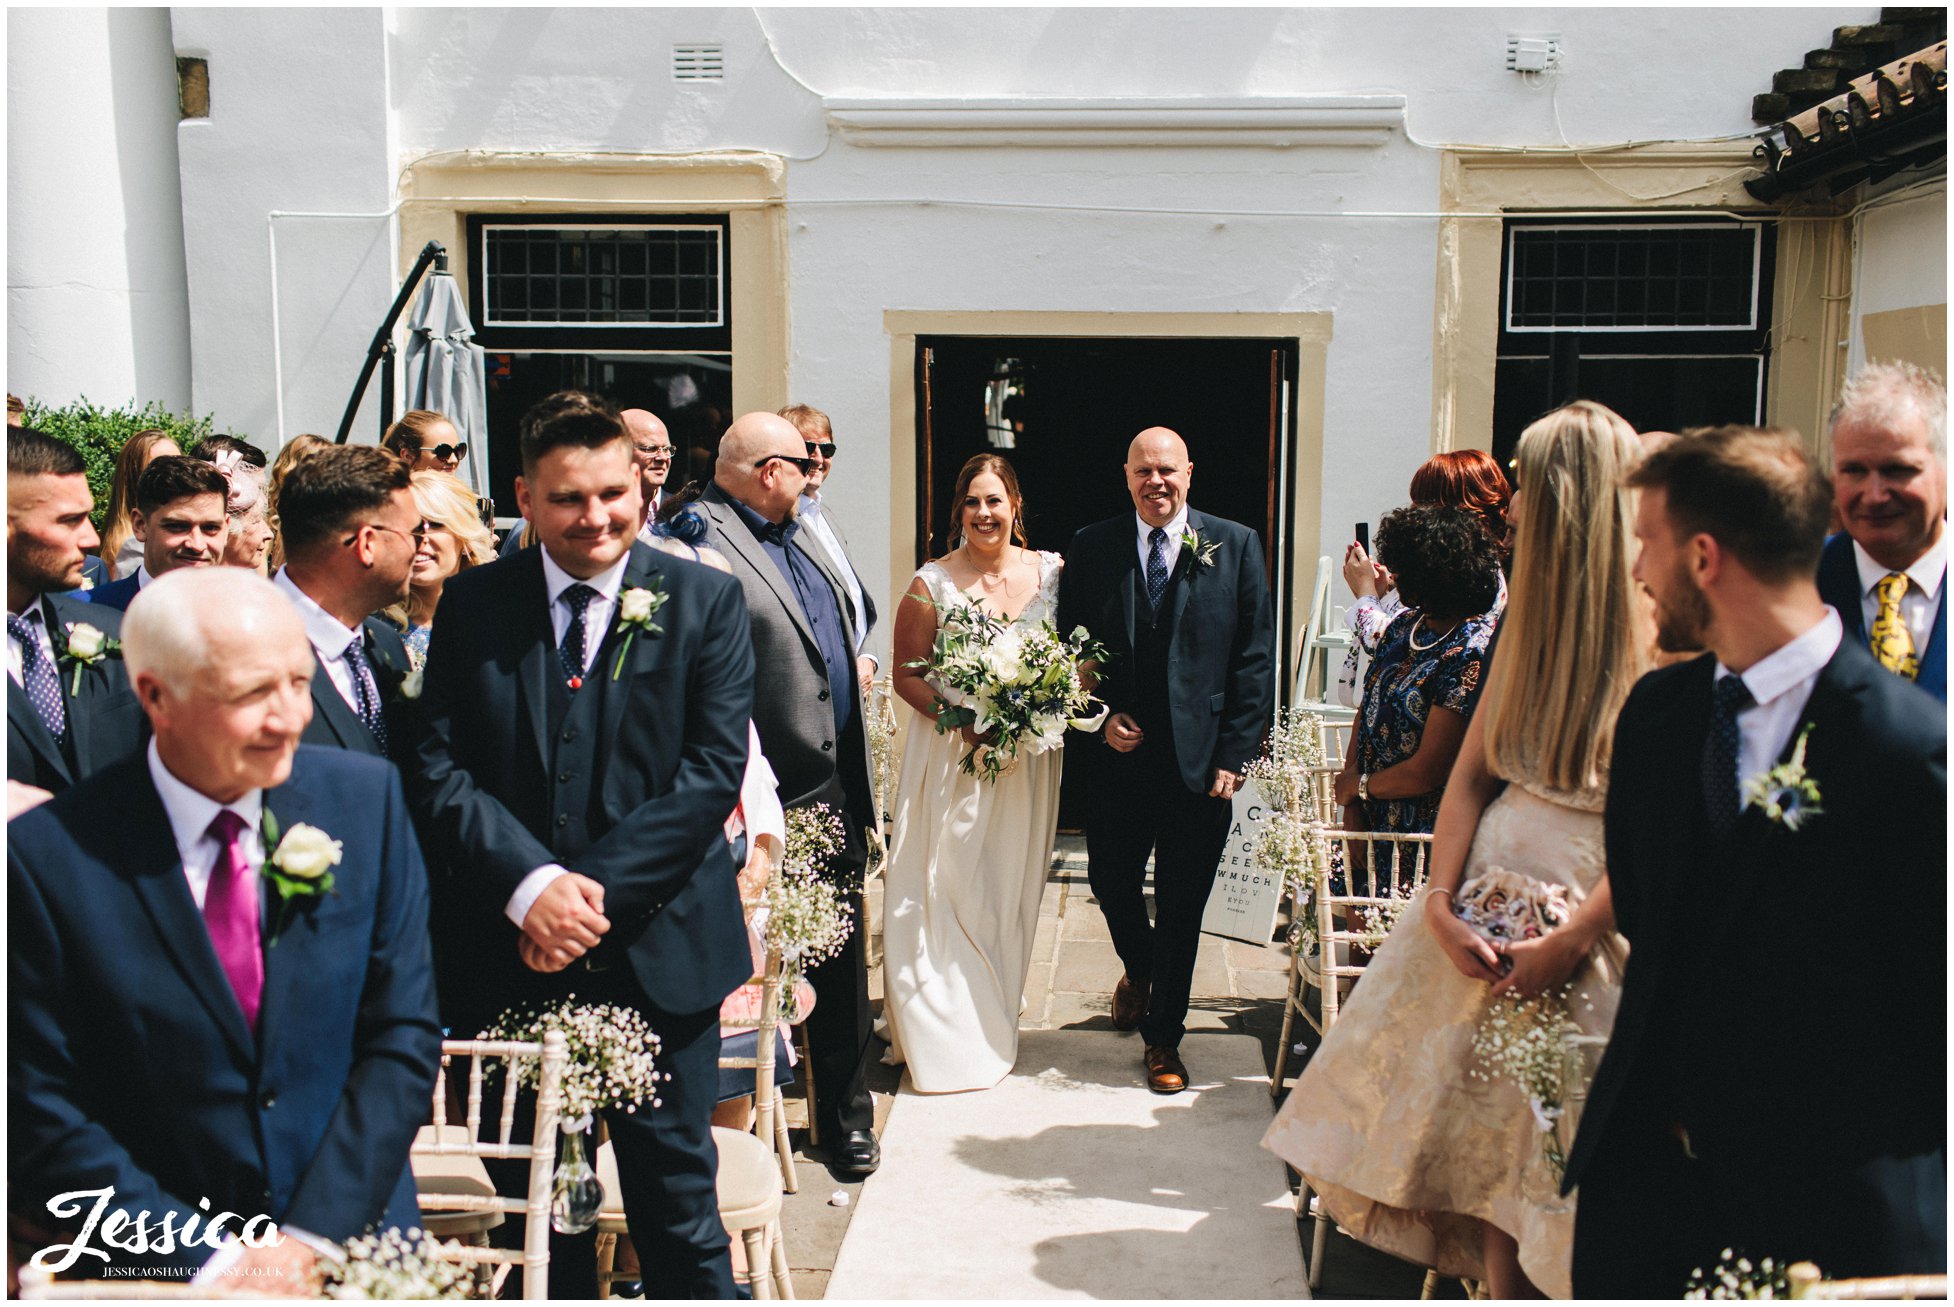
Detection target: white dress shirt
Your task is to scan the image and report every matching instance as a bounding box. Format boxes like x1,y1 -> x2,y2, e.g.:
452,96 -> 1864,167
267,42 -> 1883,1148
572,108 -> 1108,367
1716,607 -> 1843,790
1851,533 -> 1945,654
1135,506 -> 1190,577
7,597 -> 60,688
145,739 -> 265,910
272,569 -> 369,715
798,495 -> 871,652
505,548 -> 634,928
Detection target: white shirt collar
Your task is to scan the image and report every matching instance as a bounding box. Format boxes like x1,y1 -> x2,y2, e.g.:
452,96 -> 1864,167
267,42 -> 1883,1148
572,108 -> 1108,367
146,738 -> 262,862
539,546 -> 630,607
1851,532 -> 1947,602
1135,505 -> 1190,546
798,493 -> 824,520
133,563 -> 154,589
1715,607 -> 1843,708
272,568 -> 363,658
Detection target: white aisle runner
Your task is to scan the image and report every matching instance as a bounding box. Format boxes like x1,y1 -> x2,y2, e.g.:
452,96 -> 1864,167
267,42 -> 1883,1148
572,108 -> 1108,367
826,1029 -> 1307,1299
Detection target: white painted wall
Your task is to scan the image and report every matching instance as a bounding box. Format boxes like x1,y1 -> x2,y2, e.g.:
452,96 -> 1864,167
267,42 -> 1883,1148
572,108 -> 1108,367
8,6 -> 191,414
1847,180 -> 1947,374
171,6 -> 398,451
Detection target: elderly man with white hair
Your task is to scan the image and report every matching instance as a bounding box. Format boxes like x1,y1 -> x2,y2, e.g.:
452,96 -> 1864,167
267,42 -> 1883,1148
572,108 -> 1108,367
9,567 -> 441,1289
1817,360 -> 1948,701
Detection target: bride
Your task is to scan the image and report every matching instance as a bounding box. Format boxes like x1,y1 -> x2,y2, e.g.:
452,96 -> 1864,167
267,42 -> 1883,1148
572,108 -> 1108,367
880,453 -> 1065,1092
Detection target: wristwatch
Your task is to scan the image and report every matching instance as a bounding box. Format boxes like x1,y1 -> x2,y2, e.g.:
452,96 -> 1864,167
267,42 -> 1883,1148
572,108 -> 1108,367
1357,772 -> 1371,802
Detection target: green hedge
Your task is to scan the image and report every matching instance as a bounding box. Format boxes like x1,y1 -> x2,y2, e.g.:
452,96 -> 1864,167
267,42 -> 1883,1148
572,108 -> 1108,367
18,397 -> 239,528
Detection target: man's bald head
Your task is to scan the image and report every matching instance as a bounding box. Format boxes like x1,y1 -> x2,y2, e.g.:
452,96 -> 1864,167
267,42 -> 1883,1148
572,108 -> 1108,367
124,568 -> 315,801
715,412 -> 815,523
622,408 -> 673,494
1125,426 -> 1194,528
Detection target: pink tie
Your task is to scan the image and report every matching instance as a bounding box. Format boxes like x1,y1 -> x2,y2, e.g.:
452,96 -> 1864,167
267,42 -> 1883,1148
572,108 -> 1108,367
204,810 -> 264,1033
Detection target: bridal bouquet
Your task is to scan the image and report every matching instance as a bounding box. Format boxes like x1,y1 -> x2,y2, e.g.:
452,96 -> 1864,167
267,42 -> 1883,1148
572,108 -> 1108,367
910,596 -> 1109,783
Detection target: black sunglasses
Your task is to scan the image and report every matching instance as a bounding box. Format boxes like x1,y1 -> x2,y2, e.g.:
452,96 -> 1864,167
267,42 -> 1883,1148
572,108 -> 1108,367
754,453 -> 819,475
805,442 -> 837,460
419,442 -> 468,462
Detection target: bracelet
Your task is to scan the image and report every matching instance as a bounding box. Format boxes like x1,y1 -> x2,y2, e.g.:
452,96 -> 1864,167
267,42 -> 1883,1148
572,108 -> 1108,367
1427,887 -> 1455,900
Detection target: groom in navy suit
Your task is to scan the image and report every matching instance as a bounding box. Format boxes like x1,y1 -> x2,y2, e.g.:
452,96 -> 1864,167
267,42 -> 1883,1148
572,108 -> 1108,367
1057,427 -> 1274,1094
410,390 -> 753,1298
9,567 -> 441,1288
1567,427 -> 1945,1295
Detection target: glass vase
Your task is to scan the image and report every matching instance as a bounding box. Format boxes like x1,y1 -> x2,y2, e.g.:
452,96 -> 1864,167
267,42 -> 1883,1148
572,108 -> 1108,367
550,1122 -> 604,1235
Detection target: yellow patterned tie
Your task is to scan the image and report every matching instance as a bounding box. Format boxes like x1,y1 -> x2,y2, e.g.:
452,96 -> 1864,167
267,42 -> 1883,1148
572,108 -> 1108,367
1871,572 -> 1920,679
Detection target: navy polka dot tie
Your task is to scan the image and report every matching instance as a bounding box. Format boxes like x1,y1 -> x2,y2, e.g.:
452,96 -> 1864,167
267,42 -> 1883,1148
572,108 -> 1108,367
559,584 -> 598,686
342,636 -> 389,753
1146,528 -> 1170,610
1701,673 -> 1754,837
8,608 -> 68,744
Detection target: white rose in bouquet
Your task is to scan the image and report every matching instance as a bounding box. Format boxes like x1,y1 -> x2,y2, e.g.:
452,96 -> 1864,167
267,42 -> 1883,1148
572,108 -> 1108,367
985,629 -> 1026,685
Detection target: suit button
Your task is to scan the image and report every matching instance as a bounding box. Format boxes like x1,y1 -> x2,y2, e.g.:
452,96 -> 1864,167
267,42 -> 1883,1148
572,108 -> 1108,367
558,771 -> 573,784
556,814 -> 569,828
818,689 -> 830,702
822,740 -> 833,752
260,1090 -> 277,1110
562,728 -> 578,743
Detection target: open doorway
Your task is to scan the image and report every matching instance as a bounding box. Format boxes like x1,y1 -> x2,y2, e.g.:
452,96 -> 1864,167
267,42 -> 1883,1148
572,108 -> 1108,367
916,335 -> 1299,824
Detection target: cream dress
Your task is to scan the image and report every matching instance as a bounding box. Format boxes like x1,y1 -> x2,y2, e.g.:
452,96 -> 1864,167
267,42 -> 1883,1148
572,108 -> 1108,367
878,553 -> 1065,1093
1260,773 -> 1627,1298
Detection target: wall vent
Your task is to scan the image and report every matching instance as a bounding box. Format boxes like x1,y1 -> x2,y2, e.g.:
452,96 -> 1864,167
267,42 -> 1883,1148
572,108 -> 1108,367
673,45 -> 724,82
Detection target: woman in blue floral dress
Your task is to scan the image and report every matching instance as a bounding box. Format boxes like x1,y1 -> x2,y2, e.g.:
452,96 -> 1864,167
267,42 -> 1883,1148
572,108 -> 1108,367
1333,504 -> 1504,854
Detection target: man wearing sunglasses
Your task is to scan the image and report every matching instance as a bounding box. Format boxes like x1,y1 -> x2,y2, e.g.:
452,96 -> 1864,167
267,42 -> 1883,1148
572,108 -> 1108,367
781,404 -> 878,696
692,412 -> 883,1177
270,446 -> 417,759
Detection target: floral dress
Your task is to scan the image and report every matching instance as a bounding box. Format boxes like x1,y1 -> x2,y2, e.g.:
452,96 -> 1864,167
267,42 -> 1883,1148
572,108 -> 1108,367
1354,602 -> 1501,836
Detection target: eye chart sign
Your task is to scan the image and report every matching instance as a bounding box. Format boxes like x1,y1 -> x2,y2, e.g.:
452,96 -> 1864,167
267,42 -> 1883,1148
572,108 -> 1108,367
1200,781 -> 1285,945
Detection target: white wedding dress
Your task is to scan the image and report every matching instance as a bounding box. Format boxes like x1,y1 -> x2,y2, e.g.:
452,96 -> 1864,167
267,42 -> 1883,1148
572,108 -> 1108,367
879,552 -> 1065,1093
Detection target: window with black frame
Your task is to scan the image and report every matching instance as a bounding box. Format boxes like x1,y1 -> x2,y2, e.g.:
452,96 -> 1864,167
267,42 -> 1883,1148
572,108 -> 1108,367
466,214 -> 735,516
1491,220 -> 1777,466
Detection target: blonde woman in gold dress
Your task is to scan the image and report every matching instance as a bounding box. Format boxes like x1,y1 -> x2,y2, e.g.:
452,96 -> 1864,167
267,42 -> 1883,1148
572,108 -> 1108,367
1262,401 -> 1652,1298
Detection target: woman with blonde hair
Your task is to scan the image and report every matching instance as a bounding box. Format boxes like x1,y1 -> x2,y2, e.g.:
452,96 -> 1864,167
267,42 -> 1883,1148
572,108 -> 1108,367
99,429 -> 182,579
392,469 -> 494,667
1263,400 -> 1652,1299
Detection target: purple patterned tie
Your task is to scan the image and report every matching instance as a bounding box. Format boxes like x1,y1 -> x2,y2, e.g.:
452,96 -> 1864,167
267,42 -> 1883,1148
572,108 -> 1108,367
203,810 -> 264,1032
8,608 -> 68,743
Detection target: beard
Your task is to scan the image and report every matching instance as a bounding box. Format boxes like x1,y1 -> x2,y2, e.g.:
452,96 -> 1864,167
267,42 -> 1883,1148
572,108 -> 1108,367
1650,560 -> 1712,654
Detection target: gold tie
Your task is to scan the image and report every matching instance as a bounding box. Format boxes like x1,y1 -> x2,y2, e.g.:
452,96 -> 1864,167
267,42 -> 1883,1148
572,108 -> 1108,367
1871,572 -> 1919,679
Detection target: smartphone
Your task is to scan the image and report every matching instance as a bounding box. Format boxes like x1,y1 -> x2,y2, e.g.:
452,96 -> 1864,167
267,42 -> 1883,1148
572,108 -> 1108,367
1355,521 -> 1370,555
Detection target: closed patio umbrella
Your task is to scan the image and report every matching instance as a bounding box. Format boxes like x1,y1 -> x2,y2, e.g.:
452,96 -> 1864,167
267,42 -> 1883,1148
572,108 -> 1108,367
401,270 -> 491,503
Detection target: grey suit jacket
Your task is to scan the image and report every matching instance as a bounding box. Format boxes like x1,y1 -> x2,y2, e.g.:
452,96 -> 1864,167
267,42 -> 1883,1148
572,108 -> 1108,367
692,483 -> 875,818
795,498 -> 879,657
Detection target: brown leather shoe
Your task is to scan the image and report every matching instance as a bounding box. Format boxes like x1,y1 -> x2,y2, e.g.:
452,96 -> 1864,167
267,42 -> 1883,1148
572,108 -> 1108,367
1111,973 -> 1149,1031
1144,1044 -> 1188,1094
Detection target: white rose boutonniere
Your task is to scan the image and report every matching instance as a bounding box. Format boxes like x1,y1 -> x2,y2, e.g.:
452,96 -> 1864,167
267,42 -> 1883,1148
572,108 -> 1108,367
1740,723 -> 1823,832
611,579 -> 669,681
260,810 -> 342,945
60,622 -> 122,695
1179,527 -> 1220,570
400,666 -> 425,700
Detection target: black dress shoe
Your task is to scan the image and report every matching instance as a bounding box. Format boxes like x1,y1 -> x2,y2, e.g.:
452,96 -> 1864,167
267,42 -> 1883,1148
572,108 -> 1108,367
831,1128 -> 881,1175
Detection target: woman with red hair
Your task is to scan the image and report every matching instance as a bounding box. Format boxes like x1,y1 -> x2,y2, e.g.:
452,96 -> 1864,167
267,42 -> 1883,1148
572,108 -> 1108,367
1339,450 -> 1512,707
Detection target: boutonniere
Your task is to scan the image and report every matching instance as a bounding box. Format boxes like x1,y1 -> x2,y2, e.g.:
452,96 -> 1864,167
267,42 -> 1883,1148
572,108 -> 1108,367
400,666 -> 424,700
1740,723 -> 1823,831
60,622 -> 122,695
260,810 -> 342,945
1179,527 -> 1220,570
611,581 -> 669,681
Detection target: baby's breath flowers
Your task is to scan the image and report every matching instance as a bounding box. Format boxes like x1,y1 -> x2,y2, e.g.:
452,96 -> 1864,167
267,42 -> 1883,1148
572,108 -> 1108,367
1685,1250 -> 1791,1299
1356,884 -> 1417,947
325,1227 -> 473,1299
1242,709 -> 1331,955
768,804 -> 858,1019
481,998 -> 666,1128
1470,984 -> 1576,1180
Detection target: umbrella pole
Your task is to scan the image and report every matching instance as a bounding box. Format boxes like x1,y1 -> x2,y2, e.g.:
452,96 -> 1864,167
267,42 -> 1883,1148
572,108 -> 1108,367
334,239 -> 448,446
